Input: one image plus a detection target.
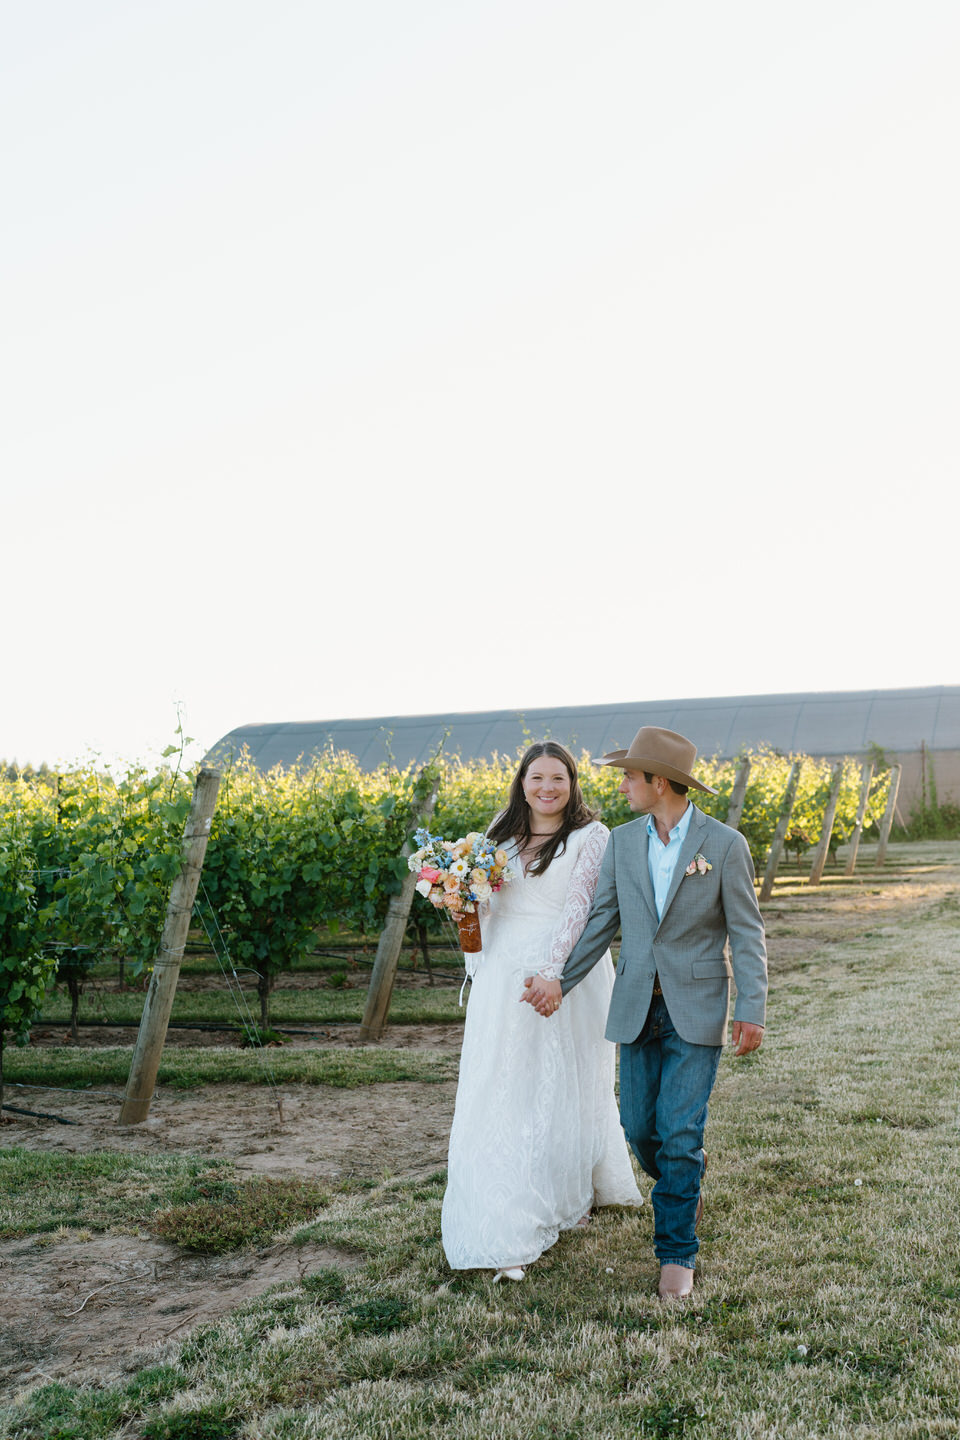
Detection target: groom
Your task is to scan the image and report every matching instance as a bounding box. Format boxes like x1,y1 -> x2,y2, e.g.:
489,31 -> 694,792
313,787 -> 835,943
523,726 -> 767,1299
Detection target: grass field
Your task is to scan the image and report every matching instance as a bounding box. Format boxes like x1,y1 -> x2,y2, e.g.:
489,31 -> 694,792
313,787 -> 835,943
3,842 -> 960,1438
3,1043 -> 459,1093
35,981 -> 465,1028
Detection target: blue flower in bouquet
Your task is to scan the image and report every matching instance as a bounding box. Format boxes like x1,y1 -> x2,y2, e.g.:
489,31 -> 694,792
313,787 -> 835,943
409,831 -> 515,914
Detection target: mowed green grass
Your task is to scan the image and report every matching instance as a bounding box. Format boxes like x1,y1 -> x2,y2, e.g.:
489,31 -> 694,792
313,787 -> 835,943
3,843 -> 960,1438
36,981 -> 464,1027
3,1042 -> 459,1092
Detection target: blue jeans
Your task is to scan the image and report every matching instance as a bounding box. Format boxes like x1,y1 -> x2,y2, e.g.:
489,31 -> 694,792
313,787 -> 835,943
619,995 -> 722,1269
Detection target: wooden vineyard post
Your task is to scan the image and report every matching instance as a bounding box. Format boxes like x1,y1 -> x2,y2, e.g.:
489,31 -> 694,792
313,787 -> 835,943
759,761 -> 802,903
844,761 -> 875,876
807,761 -> 844,887
359,774 -> 440,1042
875,764 -> 902,868
726,756 -> 752,832
118,768 -> 221,1125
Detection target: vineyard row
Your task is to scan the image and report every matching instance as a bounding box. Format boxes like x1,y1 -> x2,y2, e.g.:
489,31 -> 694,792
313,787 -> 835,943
0,746 -> 891,1048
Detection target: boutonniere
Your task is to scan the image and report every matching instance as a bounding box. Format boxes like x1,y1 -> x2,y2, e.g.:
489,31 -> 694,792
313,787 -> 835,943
685,853 -> 712,877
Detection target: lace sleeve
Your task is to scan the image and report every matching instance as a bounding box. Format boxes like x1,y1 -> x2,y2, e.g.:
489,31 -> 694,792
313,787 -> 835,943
537,823 -> 610,980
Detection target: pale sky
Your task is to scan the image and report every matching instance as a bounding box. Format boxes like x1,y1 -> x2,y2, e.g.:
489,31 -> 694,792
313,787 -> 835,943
3,1 -> 957,769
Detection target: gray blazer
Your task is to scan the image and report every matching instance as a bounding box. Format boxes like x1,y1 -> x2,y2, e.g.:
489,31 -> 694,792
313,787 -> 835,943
561,806 -> 767,1047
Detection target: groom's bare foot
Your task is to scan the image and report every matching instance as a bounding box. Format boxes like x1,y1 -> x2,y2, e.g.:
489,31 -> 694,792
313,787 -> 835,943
658,1263 -> 694,1299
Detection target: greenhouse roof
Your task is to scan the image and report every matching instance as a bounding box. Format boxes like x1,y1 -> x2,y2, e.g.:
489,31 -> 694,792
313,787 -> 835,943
205,685 -> 960,773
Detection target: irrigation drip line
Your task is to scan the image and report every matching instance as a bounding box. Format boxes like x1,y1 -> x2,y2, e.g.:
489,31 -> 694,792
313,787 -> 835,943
313,949 -> 466,982
32,1019 -> 383,1037
11,1081 -> 124,1098
36,1018 -> 257,1032
7,1081 -> 244,1108
65,1270 -> 154,1316
1,1104 -> 79,1125
22,851 -> 182,880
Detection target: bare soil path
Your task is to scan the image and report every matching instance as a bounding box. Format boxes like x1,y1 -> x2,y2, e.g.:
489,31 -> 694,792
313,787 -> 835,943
1,1231 -> 359,1396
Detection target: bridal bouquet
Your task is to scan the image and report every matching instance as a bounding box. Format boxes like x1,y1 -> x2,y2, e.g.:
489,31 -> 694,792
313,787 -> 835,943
408,829 -> 513,952
408,829 -> 513,912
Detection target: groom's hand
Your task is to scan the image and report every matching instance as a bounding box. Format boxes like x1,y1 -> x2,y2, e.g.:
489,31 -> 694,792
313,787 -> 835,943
522,975 -> 562,1017
731,1021 -> 764,1056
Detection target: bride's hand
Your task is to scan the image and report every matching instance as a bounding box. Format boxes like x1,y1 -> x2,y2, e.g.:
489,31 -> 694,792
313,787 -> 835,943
521,975 -> 562,1016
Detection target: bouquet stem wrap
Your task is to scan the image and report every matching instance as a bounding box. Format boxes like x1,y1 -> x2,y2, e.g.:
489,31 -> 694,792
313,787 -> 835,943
456,910 -> 482,953
408,829 -> 514,1002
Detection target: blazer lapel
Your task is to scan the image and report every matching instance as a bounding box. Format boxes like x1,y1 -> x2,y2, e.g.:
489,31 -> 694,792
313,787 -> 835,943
635,820 -> 658,920
656,806 -> 707,928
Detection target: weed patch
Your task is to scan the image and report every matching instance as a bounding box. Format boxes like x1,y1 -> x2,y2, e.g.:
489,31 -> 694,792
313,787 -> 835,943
634,1399 -> 705,1436
153,1175 -> 330,1252
344,1294 -> 417,1335
301,1267 -> 347,1305
0,1150 -> 234,1237
141,1404 -> 243,1439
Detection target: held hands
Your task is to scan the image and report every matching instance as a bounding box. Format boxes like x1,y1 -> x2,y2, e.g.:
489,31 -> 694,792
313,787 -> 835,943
521,974 -> 562,1017
521,983 -> 764,1044
731,1021 -> 764,1056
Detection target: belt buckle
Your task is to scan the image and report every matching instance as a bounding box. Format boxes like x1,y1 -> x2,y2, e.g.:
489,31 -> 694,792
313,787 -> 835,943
652,973 -> 663,997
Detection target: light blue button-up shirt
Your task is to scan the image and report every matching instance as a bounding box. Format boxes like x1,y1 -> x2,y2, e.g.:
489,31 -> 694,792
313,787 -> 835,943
647,802 -> 693,919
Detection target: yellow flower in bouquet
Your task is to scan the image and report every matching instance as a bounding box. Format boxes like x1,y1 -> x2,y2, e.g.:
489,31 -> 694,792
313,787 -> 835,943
408,828 -> 514,914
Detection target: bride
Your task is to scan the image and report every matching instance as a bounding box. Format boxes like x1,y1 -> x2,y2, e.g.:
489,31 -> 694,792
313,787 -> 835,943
440,741 -> 642,1281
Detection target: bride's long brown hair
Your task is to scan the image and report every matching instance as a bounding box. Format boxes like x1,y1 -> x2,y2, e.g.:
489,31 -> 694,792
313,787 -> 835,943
487,741 -> 598,877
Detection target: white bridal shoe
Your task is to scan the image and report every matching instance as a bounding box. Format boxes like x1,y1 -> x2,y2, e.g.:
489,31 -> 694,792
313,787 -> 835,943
492,1266 -> 526,1283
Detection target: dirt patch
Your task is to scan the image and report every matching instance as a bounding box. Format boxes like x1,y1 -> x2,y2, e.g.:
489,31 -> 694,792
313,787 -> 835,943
1,1230 -> 359,1399
26,1021 -> 467,1052
3,1077 -> 457,1180
1,1074 -> 457,1404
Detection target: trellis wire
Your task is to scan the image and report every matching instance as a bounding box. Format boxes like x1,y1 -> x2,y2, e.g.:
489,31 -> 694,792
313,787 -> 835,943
194,879 -> 284,1120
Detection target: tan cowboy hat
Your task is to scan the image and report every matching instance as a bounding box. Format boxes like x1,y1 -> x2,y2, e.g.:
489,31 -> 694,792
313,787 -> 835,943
599,725 -> 717,794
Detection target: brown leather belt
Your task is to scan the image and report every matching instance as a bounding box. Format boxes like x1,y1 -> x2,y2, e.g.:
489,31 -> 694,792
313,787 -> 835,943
652,973 -> 663,997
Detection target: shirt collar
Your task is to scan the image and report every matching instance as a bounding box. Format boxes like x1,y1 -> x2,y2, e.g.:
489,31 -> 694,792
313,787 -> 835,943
646,801 -> 693,844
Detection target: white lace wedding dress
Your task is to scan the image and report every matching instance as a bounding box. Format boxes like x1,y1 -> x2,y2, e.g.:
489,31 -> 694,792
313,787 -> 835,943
441,820 -> 642,1271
